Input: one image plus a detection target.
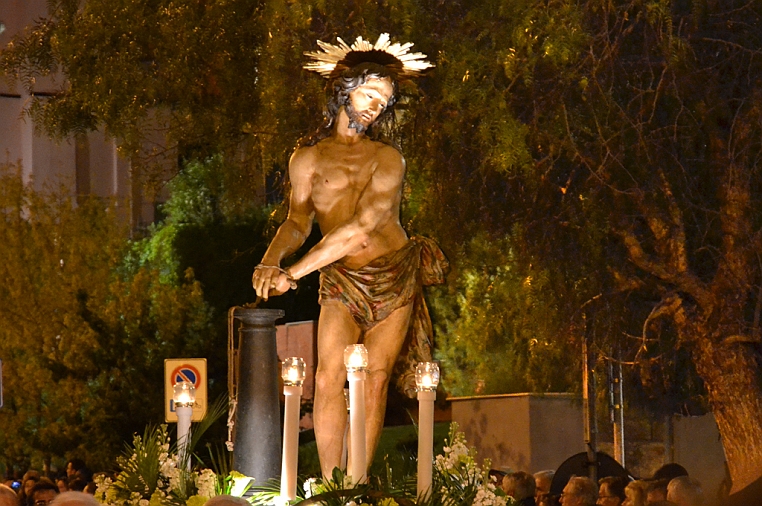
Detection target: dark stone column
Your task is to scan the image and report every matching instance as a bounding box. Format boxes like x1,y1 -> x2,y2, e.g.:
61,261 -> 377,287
232,307 -> 285,486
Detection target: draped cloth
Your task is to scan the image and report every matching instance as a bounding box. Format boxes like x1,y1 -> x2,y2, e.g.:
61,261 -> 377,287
318,236 -> 449,398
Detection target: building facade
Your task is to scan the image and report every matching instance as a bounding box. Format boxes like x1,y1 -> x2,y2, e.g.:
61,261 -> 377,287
1,0 -> 161,228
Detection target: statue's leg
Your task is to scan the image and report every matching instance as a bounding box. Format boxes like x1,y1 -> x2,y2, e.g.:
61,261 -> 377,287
314,300 -> 361,480
362,302 -> 414,471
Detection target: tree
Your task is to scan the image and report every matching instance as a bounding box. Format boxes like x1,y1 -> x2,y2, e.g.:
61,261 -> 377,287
407,0 -> 762,493
431,232 -> 578,396
0,164 -> 214,471
574,0 -> 762,491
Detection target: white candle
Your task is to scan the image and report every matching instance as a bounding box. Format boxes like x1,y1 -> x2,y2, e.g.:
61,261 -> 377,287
280,383 -> 302,500
176,405 -> 193,472
280,357 -> 306,501
347,369 -> 367,485
172,381 -> 196,472
415,362 -> 439,499
417,389 -> 436,499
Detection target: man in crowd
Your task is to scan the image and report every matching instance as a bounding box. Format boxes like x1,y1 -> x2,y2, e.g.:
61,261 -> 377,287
503,471 -> 537,505
28,480 -> 59,506
560,476 -> 598,506
597,476 -> 626,506
50,492 -> 98,506
534,470 -> 556,506
0,484 -> 17,506
666,476 -> 703,506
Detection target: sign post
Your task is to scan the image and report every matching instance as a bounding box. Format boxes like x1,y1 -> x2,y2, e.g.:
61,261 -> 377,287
165,358 -> 207,422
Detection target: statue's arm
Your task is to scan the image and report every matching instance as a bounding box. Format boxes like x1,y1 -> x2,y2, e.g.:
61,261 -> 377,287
288,146 -> 405,279
252,148 -> 315,299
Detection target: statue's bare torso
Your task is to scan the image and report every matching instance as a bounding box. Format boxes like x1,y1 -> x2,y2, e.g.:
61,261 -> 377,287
304,137 -> 408,269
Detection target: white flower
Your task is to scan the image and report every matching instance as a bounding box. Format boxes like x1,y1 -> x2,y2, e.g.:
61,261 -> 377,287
94,475 -> 113,500
166,466 -> 182,493
159,453 -> 178,479
303,478 -> 318,498
195,469 -> 217,498
433,423 -> 509,506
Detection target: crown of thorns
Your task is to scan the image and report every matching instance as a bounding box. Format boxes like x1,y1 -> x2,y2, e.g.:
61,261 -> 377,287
303,33 -> 433,80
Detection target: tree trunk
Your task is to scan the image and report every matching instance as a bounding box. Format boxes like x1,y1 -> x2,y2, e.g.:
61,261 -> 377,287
694,337 -> 762,493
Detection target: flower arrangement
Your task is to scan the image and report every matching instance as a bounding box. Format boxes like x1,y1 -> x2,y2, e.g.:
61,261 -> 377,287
251,423 -> 513,506
95,422 -> 511,506
427,423 -> 513,506
93,425 -> 212,506
93,424 -> 251,506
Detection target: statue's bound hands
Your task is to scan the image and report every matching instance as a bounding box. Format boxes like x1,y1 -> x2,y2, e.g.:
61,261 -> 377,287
252,264 -> 297,300
272,273 -> 294,296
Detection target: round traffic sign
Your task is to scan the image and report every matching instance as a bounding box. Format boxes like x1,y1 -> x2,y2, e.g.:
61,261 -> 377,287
171,364 -> 201,388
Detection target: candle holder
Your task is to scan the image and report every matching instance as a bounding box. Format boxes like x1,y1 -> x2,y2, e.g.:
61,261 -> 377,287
173,381 -> 196,471
280,357 -> 306,501
415,362 -> 440,499
173,381 -> 196,407
415,362 -> 440,392
343,344 -> 369,372
344,344 -> 368,485
282,357 -> 306,387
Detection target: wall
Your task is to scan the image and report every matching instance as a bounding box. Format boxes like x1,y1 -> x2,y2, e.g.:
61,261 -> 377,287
276,320 -> 318,430
450,393 -> 585,473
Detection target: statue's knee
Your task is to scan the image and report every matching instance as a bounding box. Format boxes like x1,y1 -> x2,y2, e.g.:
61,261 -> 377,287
315,369 -> 345,392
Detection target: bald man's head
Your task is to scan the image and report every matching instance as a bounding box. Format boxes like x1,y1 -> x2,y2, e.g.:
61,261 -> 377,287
0,484 -> 18,506
50,492 -> 99,506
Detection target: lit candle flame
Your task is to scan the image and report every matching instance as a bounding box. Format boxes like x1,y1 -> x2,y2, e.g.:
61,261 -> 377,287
348,350 -> 365,368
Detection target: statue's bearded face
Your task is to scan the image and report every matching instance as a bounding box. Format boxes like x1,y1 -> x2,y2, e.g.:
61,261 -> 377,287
344,77 -> 394,133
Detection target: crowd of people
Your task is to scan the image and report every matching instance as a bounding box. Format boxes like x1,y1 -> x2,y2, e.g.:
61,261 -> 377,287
2,457 -> 708,506
499,463 -> 706,506
1,460 -> 98,506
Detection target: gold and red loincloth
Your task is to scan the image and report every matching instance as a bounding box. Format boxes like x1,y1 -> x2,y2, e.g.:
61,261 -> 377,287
318,236 -> 449,398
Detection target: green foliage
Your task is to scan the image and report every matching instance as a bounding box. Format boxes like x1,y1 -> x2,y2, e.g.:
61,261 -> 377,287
96,419 -> 229,506
129,155 -> 270,286
0,164 -> 214,471
431,232 -> 577,396
114,426 -> 167,498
